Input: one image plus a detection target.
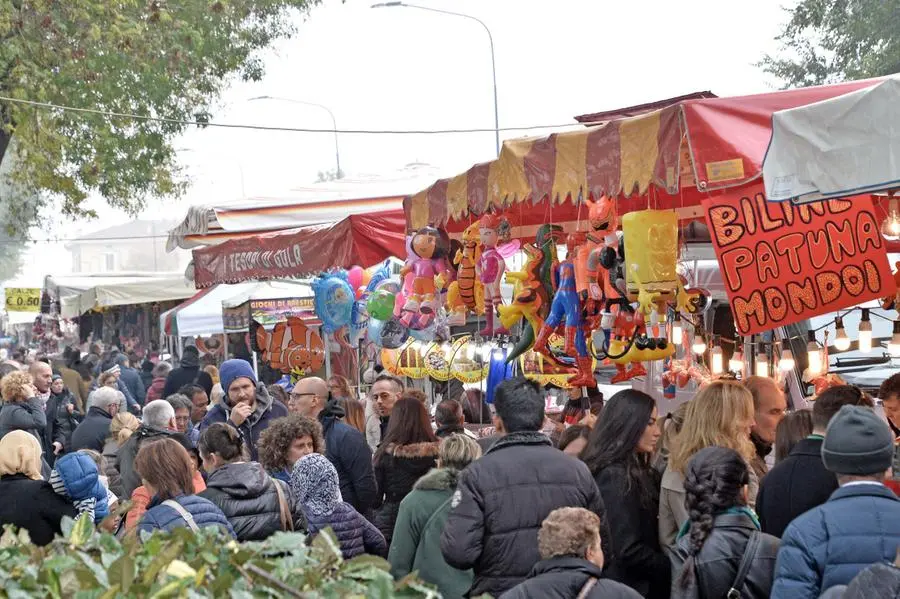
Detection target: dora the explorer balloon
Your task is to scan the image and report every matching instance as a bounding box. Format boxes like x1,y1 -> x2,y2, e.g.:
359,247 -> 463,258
476,214 -> 518,337
399,226 -> 450,328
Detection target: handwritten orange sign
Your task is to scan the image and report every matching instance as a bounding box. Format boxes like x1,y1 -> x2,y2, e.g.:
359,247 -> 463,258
704,184 -> 895,336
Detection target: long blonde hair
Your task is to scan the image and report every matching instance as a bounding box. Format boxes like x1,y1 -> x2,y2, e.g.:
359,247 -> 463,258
670,380 -> 755,473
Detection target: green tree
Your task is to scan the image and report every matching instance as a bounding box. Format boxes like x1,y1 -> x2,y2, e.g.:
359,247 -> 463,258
0,0 -> 319,239
761,0 -> 900,88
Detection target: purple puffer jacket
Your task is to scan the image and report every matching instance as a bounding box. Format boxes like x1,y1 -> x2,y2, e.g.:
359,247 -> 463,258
306,502 -> 387,559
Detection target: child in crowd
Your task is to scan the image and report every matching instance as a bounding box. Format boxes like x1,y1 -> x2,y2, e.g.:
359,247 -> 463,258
49,452 -> 109,524
291,453 -> 387,559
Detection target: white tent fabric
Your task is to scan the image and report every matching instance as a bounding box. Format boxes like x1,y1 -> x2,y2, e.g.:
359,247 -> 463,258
60,274 -> 196,318
162,280 -> 314,337
763,76 -> 900,203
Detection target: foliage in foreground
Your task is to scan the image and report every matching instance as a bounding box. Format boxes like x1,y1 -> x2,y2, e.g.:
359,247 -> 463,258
0,516 -> 439,598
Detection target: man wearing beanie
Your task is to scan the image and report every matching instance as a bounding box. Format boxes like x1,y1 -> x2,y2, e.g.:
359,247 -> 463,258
200,359 -> 287,460
771,405 -> 900,599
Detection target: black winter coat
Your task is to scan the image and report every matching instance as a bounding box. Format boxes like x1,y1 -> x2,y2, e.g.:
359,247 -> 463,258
756,436 -> 837,538
117,426 -> 190,499
594,462 -> 671,599
45,391 -> 82,458
199,462 -> 308,541
70,407 -> 113,453
0,398 -> 47,449
440,431 -> 610,598
669,512 -> 780,599
500,557 -> 643,599
0,474 -> 78,545
320,412 -> 378,515
374,441 -> 440,544
163,362 -> 213,399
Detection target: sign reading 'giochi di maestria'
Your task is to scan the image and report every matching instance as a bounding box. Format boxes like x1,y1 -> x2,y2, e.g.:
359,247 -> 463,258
704,185 -> 895,336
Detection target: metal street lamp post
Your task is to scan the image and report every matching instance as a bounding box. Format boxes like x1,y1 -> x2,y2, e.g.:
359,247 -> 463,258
247,95 -> 343,178
371,1 -> 500,157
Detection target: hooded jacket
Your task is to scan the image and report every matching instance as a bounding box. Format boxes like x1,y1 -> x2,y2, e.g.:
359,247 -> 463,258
374,441 -> 440,543
49,452 -> 110,524
200,383 -> 288,461
199,461 -> 307,541
440,431 -> 610,598
319,400 -> 378,515
117,425 -> 191,499
163,350 -> 213,399
500,557 -> 643,599
389,468 -> 474,599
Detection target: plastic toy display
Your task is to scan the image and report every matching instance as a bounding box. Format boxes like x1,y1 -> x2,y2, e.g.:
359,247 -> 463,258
446,221 -> 485,325
398,226 -> 450,330
255,316 -> 325,376
476,214 -> 519,337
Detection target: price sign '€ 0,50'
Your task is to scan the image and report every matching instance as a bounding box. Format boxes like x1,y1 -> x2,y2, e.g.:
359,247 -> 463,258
704,185 -> 896,336
4,288 -> 42,313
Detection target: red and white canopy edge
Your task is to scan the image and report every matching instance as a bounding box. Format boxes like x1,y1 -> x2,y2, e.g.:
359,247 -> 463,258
167,163 -> 446,250
404,78 -> 887,232
763,75 -> 900,204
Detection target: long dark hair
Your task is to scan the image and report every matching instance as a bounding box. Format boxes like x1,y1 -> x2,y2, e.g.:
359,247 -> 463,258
579,389 -> 658,502
679,446 -> 750,589
374,397 -> 437,463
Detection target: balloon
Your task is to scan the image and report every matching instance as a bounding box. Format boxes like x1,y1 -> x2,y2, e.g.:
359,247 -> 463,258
408,324 -> 435,343
347,266 -> 365,298
365,261 -> 392,293
311,271 -> 355,333
374,279 -> 400,295
380,318 -> 409,350
368,318 -> 386,347
349,299 -> 370,347
366,289 -> 396,321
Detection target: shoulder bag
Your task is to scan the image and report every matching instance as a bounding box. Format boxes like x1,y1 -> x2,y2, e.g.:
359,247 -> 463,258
727,531 -> 761,599
162,499 -> 200,533
271,478 -> 294,532
575,577 -> 598,599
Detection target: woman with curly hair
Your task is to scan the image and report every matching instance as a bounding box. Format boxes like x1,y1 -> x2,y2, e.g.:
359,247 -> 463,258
669,446 -> 779,599
257,414 -> 325,483
659,380 -> 756,546
0,371 -> 50,477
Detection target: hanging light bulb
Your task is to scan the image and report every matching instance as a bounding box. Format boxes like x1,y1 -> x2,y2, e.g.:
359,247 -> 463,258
833,317 -> 851,352
710,345 -> 724,375
492,340 -> 506,360
858,308 -> 873,353
779,346 -> 795,371
807,330 -> 823,375
881,196 -> 900,241
755,345 -> 769,377
692,331 -> 707,355
729,343 -> 744,374
671,313 -> 683,345
889,320 -> 900,358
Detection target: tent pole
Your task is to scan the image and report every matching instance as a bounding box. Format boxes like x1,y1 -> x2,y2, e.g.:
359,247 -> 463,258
324,333 -> 332,379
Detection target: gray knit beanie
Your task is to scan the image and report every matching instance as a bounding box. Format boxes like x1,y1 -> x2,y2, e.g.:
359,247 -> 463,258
821,405 -> 894,475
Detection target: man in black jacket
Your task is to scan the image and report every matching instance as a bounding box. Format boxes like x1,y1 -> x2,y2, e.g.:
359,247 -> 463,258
290,377 -> 377,516
757,384 -> 873,537
70,387 -> 120,452
441,377 -> 610,598
118,399 -> 189,499
163,346 -> 213,399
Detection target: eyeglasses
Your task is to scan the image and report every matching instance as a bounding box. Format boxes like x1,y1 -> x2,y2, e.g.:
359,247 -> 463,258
289,393 -> 317,402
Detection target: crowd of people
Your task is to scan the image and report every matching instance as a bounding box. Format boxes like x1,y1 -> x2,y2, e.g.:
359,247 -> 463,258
0,343 -> 899,598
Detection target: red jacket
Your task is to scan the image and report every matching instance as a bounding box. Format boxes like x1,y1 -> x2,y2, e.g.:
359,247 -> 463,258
145,377 -> 166,403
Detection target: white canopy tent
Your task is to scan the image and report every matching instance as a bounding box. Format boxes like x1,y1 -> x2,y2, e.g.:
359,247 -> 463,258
53,273 -> 196,319
161,280 -> 314,338
763,75 -> 900,203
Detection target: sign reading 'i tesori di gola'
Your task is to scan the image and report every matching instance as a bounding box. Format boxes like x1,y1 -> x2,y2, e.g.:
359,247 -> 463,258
704,184 -> 896,336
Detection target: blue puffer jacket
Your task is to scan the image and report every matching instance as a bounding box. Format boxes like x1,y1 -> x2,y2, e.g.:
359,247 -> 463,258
138,494 -> 236,538
51,452 -> 109,523
307,502 -> 387,559
771,483 -> 900,599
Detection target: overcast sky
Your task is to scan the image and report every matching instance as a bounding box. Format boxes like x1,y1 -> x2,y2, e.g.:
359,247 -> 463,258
17,0 -> 790,281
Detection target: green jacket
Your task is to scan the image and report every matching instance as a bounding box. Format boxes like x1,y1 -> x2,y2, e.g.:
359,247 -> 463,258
388,468 -> 473,599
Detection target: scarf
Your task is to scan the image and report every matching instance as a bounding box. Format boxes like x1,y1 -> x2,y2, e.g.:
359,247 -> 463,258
0,430 -> 43,480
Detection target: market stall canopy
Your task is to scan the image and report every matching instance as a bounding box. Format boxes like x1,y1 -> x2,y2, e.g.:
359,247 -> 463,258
167,163 -> 445,250
762,76 -> 900,203
191,210 -> 407,288
161,280 -> 314,336
405,78 -> 885,230
57,273 -> 196,319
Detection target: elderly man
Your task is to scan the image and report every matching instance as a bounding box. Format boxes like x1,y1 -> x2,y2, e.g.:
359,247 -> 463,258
743,376 -> 787,479
200,359 -> 287,460
117,399 -> 187,499
70,387 -> 121,452
291,376 -> 377,515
